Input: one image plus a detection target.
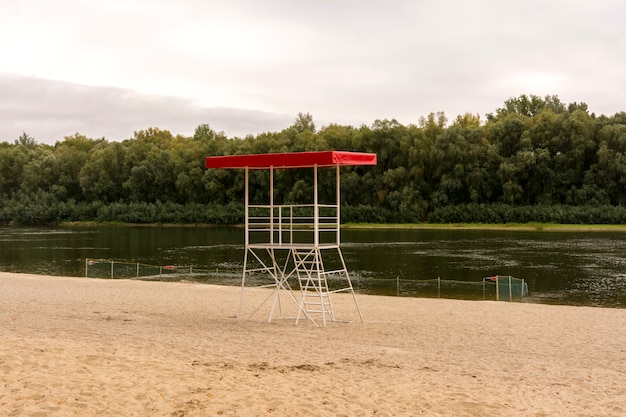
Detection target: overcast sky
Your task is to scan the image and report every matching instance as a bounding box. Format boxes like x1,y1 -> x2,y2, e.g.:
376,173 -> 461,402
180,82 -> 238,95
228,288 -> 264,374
1,0 -> 625,145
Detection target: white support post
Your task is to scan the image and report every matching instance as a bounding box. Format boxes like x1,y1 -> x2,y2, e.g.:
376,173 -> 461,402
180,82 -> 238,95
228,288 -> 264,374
336,164 -> 340,245
289,206 -> 293,245
238,249 -> 249,320
244,167 -> 249,246
240,167 -> 250,321
314,164 -> 319,247
270,166 -> 274,245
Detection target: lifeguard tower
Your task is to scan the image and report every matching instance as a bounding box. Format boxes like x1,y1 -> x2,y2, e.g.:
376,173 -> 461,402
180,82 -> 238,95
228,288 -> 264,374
205,151 -> 377,326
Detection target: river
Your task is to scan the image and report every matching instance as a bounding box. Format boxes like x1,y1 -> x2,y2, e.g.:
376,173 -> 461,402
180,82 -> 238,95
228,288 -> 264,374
1,225 -> 625,308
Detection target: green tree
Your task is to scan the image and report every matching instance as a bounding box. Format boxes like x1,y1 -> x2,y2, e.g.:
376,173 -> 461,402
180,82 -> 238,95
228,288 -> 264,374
20,148 -> 58,195
14,132 -> 37,149
79,142 -> 128,202
586,123 -> 626,204
488,94 -> 566,120
0,144 -> 29,197
54,134 -> 105,201
291,112 -> 316,133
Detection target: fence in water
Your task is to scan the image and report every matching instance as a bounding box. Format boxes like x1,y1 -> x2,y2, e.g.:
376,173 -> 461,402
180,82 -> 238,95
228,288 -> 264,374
351,274 -> 528,301
84,258 -> 241,285
85,259 -> 528,302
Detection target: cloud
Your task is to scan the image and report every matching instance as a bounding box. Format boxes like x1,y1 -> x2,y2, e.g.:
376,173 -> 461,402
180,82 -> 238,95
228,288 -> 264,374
0,74 -> 294,144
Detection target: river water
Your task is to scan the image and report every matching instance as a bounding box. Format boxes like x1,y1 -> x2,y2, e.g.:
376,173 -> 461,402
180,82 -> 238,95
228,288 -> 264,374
1,226 -> 625,308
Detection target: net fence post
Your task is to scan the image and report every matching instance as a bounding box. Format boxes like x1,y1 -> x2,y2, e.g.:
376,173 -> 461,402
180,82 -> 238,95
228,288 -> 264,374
482,277 -> 485,300
438,276 -> 441,298
110,260 -> 114,279
496,275 -> 499,301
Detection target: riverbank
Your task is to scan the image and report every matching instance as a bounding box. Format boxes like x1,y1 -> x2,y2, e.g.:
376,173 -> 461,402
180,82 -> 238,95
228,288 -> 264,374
1,272 -> 624,416
343,222 -> 626,232
59,220 -> 626,232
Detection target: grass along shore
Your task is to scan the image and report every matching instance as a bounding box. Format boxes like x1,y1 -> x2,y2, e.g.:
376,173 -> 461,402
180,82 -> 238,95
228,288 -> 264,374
342,222 -> 626,232
59,220 -> 626,232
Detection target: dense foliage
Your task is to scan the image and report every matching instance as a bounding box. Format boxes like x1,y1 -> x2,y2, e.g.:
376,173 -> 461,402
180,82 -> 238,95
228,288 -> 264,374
2,95 -> 626,226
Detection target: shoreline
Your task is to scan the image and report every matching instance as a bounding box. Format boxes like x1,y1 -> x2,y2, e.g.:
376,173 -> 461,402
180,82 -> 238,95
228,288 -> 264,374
56,220 -> 626,232
1,271 -> 625,416
4,269 -> 624,309
342,222 -> 626,232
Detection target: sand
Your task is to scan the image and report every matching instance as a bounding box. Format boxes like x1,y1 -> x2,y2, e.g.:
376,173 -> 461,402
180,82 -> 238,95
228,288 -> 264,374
1,272 -> 625,417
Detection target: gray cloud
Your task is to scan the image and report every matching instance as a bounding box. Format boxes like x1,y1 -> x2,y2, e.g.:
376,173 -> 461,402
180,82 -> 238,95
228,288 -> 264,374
0,74 -> 294,144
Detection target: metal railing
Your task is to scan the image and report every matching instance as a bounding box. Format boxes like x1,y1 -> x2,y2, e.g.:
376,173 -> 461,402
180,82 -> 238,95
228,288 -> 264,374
247,203 -> 339,246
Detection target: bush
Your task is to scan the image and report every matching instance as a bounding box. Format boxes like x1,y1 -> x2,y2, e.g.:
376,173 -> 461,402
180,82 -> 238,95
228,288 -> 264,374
3,197 -> 626,226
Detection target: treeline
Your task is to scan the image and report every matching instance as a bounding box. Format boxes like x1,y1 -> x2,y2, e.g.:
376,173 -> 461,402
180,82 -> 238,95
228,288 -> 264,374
2,94 -> 626,226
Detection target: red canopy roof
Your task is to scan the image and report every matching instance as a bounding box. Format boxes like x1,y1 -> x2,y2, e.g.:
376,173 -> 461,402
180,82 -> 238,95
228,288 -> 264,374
205,151 -> 377,169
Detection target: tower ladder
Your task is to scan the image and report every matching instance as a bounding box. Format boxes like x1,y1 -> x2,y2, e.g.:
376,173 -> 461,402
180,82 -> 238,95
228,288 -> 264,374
292,247 -> 336,326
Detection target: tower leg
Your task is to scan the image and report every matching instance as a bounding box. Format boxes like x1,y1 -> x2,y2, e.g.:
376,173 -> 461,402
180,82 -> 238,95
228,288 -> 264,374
238,248 -> 250,320
337,246 -> 363,323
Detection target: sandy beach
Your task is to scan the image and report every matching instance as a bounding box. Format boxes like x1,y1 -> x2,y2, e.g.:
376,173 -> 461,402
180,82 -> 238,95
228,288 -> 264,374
1,272 -> 624,416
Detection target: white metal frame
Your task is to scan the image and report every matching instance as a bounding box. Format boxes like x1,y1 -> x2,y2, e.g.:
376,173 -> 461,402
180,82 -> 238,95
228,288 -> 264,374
238,164 -> 363,326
